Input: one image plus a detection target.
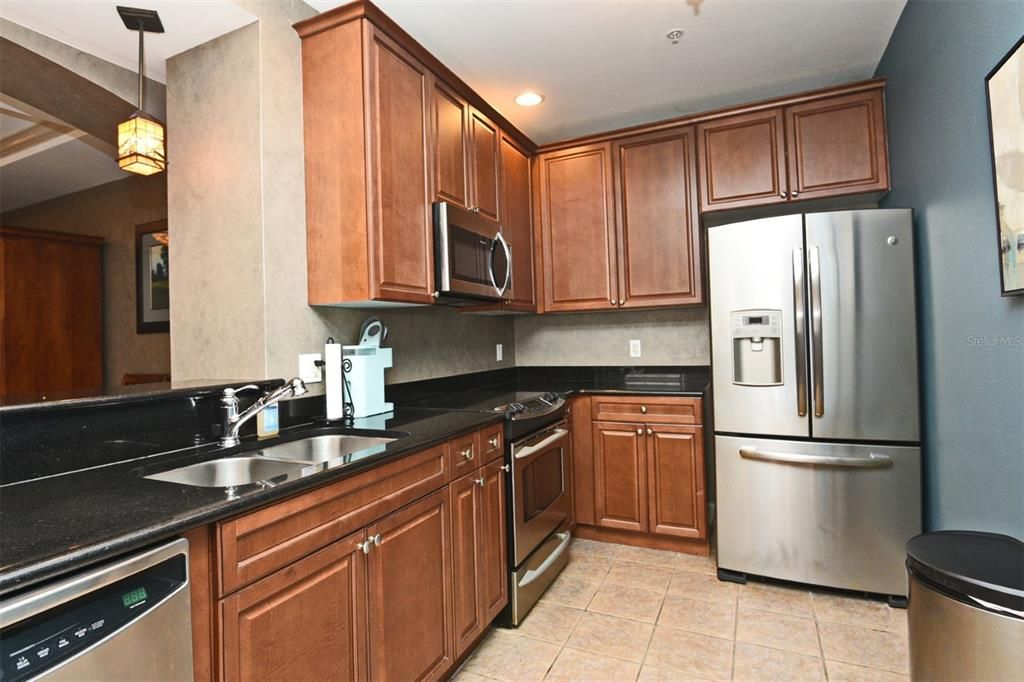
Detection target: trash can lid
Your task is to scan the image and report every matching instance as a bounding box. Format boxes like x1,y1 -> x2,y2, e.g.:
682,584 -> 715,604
907,531 -> 1024,616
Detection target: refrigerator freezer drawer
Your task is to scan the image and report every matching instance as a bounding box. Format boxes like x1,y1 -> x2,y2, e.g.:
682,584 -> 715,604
715,435 -> 921,596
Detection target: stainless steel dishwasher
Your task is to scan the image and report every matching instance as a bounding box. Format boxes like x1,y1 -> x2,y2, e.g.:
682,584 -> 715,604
0,539 -> 192,681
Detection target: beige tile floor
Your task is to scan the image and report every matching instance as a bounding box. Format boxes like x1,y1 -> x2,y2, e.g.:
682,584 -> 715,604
454,538 -> 909,682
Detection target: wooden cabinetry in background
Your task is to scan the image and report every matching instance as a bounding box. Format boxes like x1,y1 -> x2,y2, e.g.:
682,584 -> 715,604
0,226 -> 103,402
574,396 -> 708,554
697,85 -> 889,212
499,133 -> 535,309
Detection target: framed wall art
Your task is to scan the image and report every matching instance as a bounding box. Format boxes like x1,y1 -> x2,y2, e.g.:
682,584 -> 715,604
135,219 -> 170,333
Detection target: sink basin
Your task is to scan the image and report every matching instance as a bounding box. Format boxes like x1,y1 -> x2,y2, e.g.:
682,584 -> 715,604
257,434 -> 395,464
145,456 -> 311,488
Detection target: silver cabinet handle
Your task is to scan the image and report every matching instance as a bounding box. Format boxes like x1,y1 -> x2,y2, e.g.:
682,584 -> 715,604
475,476 -> 486,487
501,464 -> 510,473
792,247 -> 808,417
610,298 -> 617,305
780,190 -> 788,198
792,190 -> 799,197
739,447 -> 892,469
640,405 -> 647,414
488,436 -> 500,449
358,539 -> 372,554
460,448 -> 474,460
808,246 -> 824,417
646,428 -> 653,436
372,533 -> 382,546
636,428 -> 643,436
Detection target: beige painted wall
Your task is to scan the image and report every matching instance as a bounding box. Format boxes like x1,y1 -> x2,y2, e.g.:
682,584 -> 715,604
1,175 -> 171,387
167,1 -> 516,387
514,308 -> 710,367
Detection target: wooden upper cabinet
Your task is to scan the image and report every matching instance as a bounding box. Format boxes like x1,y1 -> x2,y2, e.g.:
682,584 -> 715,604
432,80 -> 469,208
220,532 -> 368,682
697,108 -> 788,212
592,421 -> 648,532
469,108 -> 501,222
499,133 -> 535,308
785,89 -> 889,201
613,127 -> 703,307
646,425 -> 706,539
537,143 -> 618,312
367,489 -> 453,681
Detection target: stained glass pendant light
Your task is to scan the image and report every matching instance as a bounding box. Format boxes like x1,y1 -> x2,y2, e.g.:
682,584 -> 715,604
117,6 -> 166,175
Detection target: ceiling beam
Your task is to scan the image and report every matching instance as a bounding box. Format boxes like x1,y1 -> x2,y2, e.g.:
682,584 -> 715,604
0,37 -> 136,149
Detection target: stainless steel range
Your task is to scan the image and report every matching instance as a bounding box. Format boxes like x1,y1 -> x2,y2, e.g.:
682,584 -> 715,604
408,388 -> 571,624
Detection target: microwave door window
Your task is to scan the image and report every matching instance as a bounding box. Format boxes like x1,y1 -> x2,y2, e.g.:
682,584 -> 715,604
450,225 -> 490,285
521,448 -> 564,522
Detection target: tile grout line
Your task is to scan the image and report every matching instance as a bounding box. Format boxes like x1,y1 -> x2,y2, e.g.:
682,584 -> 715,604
730,590 -> 739,681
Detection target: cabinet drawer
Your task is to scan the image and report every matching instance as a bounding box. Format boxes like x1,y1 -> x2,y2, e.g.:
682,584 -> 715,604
217,442 -> 449,595
591,396 -> 702,425
449,431 -> 480,479
479,423 -> 504,464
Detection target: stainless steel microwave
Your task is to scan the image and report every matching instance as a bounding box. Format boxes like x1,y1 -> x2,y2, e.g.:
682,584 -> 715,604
433,202 -> 511,301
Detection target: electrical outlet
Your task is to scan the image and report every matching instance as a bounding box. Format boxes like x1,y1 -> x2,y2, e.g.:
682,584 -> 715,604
299,353 -> 323,383
629,339 -> 642,358
496,343 -> 503,362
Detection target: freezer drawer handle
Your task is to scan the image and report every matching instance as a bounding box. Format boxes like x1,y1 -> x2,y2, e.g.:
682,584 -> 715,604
518,531 -> 571,588
739,447 -> 893,469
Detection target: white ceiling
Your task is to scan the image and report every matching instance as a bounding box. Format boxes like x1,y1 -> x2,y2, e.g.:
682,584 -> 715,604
0,0 -> 257,83
310,0 -> 906,144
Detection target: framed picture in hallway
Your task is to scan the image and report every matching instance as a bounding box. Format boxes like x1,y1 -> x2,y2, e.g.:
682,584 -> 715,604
135,220 -> 170,333
985,34 -> 1024,296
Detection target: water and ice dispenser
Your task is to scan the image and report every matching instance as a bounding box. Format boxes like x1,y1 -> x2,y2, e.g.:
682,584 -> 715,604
730,310 -> 783,386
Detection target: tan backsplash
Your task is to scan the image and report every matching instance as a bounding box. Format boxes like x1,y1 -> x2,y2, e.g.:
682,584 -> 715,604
514,308 -> 710,366
1,175 -> 170,388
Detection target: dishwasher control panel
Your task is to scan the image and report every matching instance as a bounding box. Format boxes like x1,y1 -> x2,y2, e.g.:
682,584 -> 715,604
0,554 -> 186,681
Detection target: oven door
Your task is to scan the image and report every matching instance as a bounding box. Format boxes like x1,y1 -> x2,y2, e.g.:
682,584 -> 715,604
510,421 -> 570,566
433,201 -> 510,300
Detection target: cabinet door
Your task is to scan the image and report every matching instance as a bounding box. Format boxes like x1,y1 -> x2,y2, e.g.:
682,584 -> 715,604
367,489 -> 453,681
614,127 -> 703,307
500,133 -> 535,308
220,531 -> 368,682
592,421 -> 648,532
365,27 -> 434,303
697,108 -> 787,212
469,108 -> 500,222
450,472 -> 482,658
537,143 -> 618,311
432,80 -> 469,207
785,89 -> 889,201
479,459 -> 508,623
646,425 -> 706,539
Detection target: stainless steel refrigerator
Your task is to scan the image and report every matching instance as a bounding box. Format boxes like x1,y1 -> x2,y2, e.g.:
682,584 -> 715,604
708,209 -> 922,600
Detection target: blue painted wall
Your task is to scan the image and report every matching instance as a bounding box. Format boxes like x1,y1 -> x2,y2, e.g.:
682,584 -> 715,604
875,0 -> 1023,536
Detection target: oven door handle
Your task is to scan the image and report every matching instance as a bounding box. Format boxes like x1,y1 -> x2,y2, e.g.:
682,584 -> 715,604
513,428 -> 568,460
518,531 -> 571,588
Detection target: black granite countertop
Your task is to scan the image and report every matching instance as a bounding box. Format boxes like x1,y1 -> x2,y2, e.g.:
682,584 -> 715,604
0,408 -> 501,597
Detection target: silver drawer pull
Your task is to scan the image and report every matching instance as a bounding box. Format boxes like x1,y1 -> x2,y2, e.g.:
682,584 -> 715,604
739,447 -> 892,469
461,448 -> 474,460
488,436 -> 500,449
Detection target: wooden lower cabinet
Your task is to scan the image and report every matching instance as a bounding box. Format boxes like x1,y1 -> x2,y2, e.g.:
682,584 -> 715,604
450,460 -> 507,658
646,425 -> 706,539
592,421 -> 648,532
220,530 -> 368,681
368,489 -> 454,681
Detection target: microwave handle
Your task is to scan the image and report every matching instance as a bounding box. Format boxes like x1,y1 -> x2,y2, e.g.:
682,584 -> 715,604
489,231 -> 512,298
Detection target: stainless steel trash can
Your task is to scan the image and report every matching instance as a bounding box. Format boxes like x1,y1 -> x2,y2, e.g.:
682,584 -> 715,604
906,531 -> 1023,681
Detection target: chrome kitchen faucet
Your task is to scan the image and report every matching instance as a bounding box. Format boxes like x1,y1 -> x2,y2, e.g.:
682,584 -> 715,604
219,377 -> 308,447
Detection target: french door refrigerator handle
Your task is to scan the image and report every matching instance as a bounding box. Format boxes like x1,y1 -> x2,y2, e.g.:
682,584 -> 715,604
792,247 -> 808,417
808,245 -> 825,417
739,447 -> 893,468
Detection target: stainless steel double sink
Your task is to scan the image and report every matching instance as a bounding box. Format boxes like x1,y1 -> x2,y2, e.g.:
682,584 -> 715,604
144,434 -> 398,490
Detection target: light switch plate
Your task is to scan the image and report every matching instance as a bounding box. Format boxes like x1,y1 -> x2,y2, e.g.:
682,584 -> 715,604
629,339 -> 642,358
496,343 -> 503,362
299,353 -> 323,383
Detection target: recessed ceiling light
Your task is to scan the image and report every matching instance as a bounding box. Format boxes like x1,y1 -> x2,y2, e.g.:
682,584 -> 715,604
514,92 -> 544,106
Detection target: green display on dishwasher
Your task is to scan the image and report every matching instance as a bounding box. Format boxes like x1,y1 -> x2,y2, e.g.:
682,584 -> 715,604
121,587 -> 148,607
